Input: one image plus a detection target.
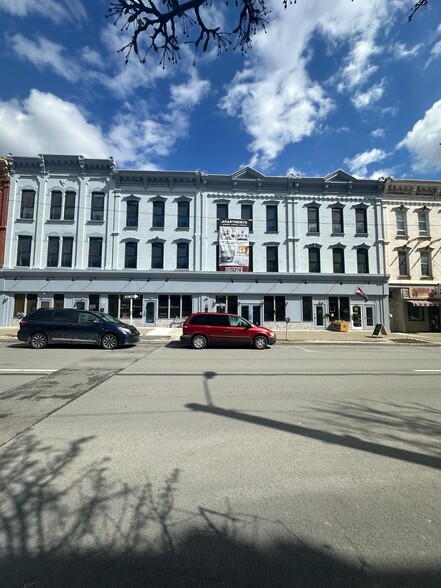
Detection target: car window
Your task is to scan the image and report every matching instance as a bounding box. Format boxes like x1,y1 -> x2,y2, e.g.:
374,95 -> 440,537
189,314 -> 209,325
209,314 -> 230,327
52,309 -> 79,323
79,312 -> 98,324
28,309 -> 53,321
229,316 -> 249,327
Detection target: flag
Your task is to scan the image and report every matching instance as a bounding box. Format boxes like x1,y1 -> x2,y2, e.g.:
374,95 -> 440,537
355,286 -> 368,301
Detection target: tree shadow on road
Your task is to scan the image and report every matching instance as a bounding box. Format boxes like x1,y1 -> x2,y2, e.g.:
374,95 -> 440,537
1,434 -> 440,587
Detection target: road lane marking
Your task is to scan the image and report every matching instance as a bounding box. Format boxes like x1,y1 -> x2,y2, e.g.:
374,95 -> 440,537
0,368 -> 57,373
293,346 -> 316,352
413,369 -> 441,372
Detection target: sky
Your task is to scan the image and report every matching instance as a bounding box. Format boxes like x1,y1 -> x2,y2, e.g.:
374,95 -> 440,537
0,0 -> 441,180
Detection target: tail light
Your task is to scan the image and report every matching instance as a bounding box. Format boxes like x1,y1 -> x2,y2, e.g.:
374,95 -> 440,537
19,320 -> 27,327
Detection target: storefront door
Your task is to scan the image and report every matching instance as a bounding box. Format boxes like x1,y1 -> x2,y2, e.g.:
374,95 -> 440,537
351,304 -> 362,328
240,304 -> 261,325
145,300 -> 156,326
429,306 -> 441,332
314,304 -> 325,328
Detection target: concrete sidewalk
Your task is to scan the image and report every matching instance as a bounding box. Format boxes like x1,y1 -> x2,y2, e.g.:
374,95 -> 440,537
2,325 -> 441,346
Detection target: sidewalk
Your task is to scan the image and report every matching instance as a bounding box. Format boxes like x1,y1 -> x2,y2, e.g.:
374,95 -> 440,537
2,326 -> 441,346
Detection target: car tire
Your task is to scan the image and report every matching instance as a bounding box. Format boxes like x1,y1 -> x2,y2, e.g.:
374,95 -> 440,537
101,333 -> 118,350
192,335 -> 207,349
29,332 -> 48,349
253,335 -> 267,350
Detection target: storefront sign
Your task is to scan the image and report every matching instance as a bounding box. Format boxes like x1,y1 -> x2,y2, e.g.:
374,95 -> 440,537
218,219 -> 249,272
408,287 -> 438,299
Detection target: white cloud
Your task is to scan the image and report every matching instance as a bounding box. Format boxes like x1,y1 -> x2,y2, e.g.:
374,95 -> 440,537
344,148 -> 387,178
431,40 -> 441,58
351,80 -> 385,110
397,100 -> 441,173
219,0 -> 399,169
10,34 -> 80,82
0,90 -> 112,158
0,0 -> 86,24
392,42 -> 422,59
371,128 -> 385,139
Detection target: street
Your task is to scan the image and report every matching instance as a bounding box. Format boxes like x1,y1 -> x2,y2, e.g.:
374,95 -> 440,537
1,341 -> 440,587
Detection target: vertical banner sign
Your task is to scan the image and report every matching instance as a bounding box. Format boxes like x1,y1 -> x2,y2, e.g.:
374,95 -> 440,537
218,219 -> 249,272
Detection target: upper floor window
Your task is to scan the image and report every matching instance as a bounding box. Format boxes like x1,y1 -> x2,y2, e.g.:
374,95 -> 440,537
64,191 -> 76,220
357,248 -> 369,274
333,248 -> 345,273
47,236 -> 60,267
20,190 -> 35,220
152,242 -> 164,269
124,242 -> 137,269
153,201 -> 165,228
308,248 -> 321,273
396,210 -> 407,237
50,191 -> 62,220
216,202 -> 228,229
420,250 -> 431,277
332,207 -> 344,234
61,237 -> 73,267
17,236 -> 32,266
241,204 -> 253,232
177,242 -> 189,269
266,205 -> 278,232
398,250 -> 408,276
177,201 -> 190,228
307,207 -> 319,233
91,193 -> 105,221
266,246 -> 278,272
355,208 -> 367,234
418,211 -> 429,237
88,237 -> 103,268
126,200 -> 139,227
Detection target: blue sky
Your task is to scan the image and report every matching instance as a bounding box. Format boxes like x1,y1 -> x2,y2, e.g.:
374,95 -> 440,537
1,0 -> 441,179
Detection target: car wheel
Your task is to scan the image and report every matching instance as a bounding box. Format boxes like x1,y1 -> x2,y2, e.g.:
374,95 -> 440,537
30,332 -> 48,349
253,335 -> 267,350
101,333 -> 118,350
192,335 -> 207,349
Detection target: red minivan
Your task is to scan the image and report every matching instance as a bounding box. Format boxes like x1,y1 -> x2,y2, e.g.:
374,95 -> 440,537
180,312 -> 277,349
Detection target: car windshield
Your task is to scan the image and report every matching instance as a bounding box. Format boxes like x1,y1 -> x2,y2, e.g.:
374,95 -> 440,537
90,312 -> 123,324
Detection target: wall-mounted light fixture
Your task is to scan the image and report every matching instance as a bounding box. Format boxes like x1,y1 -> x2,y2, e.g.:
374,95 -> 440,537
255,279 -> 259,283
303,279 -> 308,284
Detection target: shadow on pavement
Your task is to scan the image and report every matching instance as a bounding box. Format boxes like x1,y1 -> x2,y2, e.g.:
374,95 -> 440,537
1,435 -> 440,587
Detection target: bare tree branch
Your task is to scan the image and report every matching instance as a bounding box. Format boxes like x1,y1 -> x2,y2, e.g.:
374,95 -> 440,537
106,0 -> 431,68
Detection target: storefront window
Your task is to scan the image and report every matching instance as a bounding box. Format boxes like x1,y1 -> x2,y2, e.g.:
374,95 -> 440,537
407,302 -> 424,321
54,294 -> 64,308
302,297 -> 312,322
89,294 -> 100,311
264,296 -> 285,321
158,295 -> 192,318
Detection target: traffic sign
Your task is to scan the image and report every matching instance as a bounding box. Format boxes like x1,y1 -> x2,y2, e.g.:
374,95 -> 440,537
124,294 -> 139,299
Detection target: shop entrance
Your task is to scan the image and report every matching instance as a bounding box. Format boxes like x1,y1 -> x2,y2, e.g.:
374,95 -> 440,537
314,304 -> 325,328
429,306 -> 441,332
145,300 -> 156,326
351,304 -> 375,329
240,304 -> 261,325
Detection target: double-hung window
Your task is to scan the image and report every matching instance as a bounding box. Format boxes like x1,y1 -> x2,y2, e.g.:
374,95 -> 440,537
124,242 -> 137,268
332,207 -> 344,234
266,205 -> 278,232
20,190 -> 35,220
309,248 -> 321,273
177,201 -> 190,228
396,210 -> 407,237
47,236 -> 60,267
266,246 -> 278,272
420,250 -> 431,277
50,191 -> 62,220
17,236 -> 32,266
64,192 -> 76,220
333,248 -> 345,273
398,250 -> 409,276
61,237 -> 73,267
152,242 -> 164,268
88,237 -> 103,268
91,193 -> 105,221
153,201 -> 165,228
241,204 -> 253,232
357,248 -> 369,273
355,208 -> 367,234
177,242 -> 189,269
307,207 -> 319,233
418,211 -> 429,237
126,201 -> 139,227
216,203 -> 228,229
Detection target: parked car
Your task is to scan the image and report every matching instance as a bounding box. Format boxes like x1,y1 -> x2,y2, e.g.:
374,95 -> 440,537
180,312 -> 276,349
17,308 -> 140,350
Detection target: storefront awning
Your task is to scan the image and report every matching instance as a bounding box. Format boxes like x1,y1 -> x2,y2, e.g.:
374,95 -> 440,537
408,300 -> 440,307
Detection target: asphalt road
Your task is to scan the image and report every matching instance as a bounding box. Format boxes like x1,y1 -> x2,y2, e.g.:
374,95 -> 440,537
0,341 -> 440,587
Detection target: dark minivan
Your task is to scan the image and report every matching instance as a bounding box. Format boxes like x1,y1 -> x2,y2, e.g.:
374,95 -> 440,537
18,308 -> 140,350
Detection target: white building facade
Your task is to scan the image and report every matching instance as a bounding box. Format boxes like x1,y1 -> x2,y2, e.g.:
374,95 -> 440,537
0,155 -> 389,330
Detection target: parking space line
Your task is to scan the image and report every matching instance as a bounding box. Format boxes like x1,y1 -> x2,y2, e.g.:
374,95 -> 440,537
0,368 -> 57,373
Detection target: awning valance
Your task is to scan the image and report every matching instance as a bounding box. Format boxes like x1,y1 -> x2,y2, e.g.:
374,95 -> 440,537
408,300 -> 440,307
